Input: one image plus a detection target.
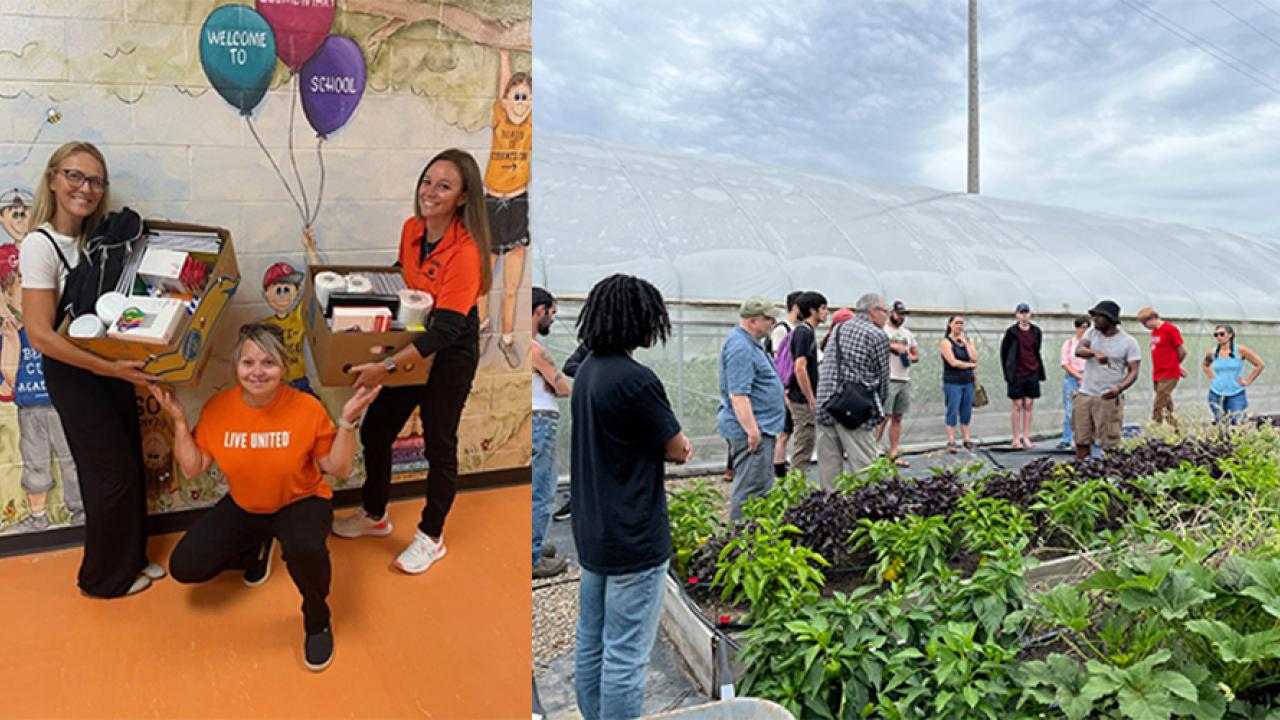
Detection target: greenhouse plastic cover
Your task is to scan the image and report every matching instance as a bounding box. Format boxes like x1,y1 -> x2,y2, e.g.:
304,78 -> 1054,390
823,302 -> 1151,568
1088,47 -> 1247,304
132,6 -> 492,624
531,132 -> 1280,321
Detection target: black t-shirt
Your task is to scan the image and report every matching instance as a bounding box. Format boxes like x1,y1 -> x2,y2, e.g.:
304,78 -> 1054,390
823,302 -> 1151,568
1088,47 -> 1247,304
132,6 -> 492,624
570,353 -> 682,575
787,323 -> 819,404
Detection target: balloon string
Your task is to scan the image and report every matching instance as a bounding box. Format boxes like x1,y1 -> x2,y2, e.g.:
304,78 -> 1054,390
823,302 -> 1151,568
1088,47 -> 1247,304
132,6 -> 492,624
245,116 -> 308,226
310,137 -> 327,226
287,75 -> 312,223
0,116 -> 50,169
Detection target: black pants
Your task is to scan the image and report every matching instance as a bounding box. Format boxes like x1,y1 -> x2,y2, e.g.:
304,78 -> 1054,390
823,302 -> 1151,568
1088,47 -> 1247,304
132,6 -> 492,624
170,495 -> 333,634
42,356 -> 148,598
359,340 -> 479,538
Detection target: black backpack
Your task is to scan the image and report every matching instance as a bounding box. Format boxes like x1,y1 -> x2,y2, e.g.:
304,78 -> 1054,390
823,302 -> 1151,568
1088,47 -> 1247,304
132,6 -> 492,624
40,207 -> 142,327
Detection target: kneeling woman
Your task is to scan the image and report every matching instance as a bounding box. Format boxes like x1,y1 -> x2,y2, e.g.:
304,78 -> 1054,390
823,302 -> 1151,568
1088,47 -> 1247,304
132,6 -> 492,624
150,324 -> 379,672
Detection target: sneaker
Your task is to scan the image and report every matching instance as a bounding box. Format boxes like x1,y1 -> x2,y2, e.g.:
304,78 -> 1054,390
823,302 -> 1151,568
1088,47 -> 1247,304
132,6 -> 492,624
67,510 -> 85,526
1055,441 -> 1072,451
125,574 -> 152,596
332,511 -> 393,538
244,537 -> 274,587
552,501 -> 572,522
394,530 -> 446,574
498,337 -> 522,369
542,543 -> 556,558
142,562 -> 167,581
17,513 -> 50,532
304,626 -> 334,672
533,555 -> 569,579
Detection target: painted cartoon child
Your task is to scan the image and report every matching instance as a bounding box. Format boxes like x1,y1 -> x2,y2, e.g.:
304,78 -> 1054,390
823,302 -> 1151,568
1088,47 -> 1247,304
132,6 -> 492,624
0,243 -> 83,532
478,47 -> 531,370
260,261 -> 313,395
0,188 -> 32,245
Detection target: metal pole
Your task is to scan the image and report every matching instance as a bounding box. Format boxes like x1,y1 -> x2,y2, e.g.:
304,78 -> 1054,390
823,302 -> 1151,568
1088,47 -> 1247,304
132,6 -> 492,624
967,0 -> 980,194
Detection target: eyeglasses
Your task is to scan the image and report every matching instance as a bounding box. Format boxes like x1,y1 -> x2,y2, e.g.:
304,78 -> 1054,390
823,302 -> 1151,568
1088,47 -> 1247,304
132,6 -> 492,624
57,168 -> 108,193
239,322 -> 286,339
513,92 -> 530,102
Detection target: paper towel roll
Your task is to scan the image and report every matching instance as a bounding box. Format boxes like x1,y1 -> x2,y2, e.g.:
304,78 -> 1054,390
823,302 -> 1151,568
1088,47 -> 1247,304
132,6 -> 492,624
397,289 -> 433,326
95,291 -> 127,325
315,271 -> 345,309
69,315 -> 105,338
345,274 -> 373,294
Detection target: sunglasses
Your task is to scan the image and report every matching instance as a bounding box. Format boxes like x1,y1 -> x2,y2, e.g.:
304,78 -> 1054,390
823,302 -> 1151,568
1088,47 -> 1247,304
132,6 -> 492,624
239,322 -> 286,339
1214,332 -> 1229,337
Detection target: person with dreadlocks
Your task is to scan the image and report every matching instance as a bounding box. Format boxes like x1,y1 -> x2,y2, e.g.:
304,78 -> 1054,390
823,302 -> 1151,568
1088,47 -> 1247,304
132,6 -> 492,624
570,273 -> 692,720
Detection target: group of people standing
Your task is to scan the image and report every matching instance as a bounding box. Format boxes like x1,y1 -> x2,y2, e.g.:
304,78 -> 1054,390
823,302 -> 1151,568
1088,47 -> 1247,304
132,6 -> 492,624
16,141 -> 492,672
718,291 -> 1270,516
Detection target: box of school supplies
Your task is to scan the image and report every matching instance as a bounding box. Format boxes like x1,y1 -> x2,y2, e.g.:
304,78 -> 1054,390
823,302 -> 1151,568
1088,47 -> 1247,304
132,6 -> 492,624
303,264 -> 433,387
63,220 -> 240,385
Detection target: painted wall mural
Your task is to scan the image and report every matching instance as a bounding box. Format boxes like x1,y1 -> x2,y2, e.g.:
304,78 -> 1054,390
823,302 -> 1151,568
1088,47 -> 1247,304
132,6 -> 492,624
0,0 -> 533,536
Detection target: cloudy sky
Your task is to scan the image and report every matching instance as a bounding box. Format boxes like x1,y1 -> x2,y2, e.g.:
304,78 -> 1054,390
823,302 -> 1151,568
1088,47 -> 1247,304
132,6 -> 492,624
533,0 -> 1280,236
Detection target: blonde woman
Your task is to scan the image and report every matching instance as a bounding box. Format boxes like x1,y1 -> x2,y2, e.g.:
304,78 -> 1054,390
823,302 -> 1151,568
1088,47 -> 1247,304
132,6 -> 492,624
19,141 -> 163,597
151,324 -> 380,672
334,149 -> 492,576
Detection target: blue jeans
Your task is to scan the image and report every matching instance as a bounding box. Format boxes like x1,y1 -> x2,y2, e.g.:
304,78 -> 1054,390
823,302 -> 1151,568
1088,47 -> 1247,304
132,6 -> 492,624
575,560 -> 669,720
1062,375 -> 1079,445
943,382 -> 974,427
1208,390 -> 1248,424
532,414 -> 558,567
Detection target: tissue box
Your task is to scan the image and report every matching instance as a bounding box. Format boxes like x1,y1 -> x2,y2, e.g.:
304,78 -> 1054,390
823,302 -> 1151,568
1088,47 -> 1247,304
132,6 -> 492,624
332,306 -> 393,333
106,297 -> 185,345
137,247 -> 189,294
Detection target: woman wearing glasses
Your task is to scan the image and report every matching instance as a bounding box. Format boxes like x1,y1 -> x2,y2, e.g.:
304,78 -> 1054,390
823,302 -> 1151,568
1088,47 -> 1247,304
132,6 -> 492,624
149,324 -> 380,672
1203,324 -> 1264,424
19,142 -> 165,597
332,148 -> 492,576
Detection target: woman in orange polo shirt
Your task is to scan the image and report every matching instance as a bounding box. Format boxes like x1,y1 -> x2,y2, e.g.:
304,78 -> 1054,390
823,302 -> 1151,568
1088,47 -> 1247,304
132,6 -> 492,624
332,148 -> 492,576
149,324 -> 380,673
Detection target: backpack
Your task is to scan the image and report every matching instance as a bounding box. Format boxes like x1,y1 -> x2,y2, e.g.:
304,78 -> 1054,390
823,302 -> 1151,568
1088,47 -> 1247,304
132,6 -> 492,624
41,207 -> 143,327
774,329 -> 797,387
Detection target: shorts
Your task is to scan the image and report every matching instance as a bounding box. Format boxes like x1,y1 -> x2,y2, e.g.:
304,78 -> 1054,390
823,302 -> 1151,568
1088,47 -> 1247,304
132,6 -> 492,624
1007,375 -> 1041,400
1072,393 -> 1123,449
885,380 -> 910,415
783,403 -> 794,434
485,192 -> 530,255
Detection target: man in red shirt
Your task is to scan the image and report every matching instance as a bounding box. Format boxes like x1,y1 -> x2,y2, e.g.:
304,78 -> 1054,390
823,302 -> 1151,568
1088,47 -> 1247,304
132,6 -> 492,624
1138,307 -> 1186,428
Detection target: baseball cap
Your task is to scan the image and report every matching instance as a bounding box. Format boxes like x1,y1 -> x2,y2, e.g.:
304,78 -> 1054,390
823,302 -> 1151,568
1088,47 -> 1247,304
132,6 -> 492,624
1015,303 -> 1031,314
891,299 -> 908,314
0,244 -> 18,284
738,296 -> 777,319
262,261 -> 302,289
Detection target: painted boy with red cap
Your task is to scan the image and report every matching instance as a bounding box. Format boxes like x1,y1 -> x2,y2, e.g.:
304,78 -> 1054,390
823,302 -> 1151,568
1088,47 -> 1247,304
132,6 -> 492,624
260,261 -> 313,394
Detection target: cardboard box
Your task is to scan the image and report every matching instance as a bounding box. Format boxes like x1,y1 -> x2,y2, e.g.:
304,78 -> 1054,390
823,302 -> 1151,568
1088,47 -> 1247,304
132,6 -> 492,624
64,220 -> 240,385
304,265 -> 433,387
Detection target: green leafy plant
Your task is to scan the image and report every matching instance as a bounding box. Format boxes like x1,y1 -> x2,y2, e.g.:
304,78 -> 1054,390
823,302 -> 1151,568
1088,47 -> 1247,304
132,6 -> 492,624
713,517 -> 828,620
833,455 -> 899,495
1031,474 -> 1127,547
952,492 -> 1033,556
742,468 -> 816,523
668,480 -> 724,575
852,514 -> 956,584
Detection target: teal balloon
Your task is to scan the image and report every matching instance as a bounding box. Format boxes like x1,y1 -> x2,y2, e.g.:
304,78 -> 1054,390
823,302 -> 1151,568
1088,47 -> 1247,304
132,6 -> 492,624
199,5 -> 277,115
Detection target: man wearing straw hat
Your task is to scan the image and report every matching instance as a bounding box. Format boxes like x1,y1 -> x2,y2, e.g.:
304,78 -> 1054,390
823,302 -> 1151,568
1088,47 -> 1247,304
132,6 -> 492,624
717,296 -> 786,521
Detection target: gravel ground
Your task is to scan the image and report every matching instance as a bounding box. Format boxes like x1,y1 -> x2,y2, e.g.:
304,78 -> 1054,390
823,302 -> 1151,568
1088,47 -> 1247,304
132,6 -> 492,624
533,565 -> 582,678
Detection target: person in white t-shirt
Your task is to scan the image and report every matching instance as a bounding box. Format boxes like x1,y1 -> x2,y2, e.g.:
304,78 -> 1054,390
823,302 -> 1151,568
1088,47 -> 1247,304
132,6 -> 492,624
876,299 -> 919,466
19,141 -> 163,598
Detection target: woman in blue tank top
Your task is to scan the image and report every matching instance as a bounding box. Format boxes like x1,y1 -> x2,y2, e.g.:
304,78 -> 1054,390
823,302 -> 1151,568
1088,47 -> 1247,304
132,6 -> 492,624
1202,324 -> 1264,424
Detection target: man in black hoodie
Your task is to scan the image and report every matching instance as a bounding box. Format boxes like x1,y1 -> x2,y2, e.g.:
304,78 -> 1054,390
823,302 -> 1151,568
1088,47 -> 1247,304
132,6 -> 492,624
1001,303 -> 1045,449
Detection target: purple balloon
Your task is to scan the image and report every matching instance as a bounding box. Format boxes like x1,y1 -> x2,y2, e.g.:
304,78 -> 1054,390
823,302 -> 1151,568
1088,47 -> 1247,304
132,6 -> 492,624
299,35 -> 366,138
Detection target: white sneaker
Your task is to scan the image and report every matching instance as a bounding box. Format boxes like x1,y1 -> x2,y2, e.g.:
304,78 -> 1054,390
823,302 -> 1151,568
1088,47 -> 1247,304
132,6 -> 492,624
125,574 -> 152,596
141,562 -> 166,580
332,511 -> 393,538
394,531 -> 446,574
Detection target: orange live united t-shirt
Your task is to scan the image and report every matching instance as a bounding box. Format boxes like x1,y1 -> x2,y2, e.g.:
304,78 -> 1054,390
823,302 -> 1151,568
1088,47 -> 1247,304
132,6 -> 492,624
193,385 -> 337,514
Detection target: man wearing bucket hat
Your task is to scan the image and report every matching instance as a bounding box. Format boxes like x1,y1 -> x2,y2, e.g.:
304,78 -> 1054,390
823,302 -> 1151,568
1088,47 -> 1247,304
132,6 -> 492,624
717,297 -> 786,521
1073,300 -> 1141,460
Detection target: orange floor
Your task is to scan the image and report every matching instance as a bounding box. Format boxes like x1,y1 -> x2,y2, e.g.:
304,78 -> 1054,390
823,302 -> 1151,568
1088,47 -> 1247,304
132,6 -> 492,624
0,487 -> 531,719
